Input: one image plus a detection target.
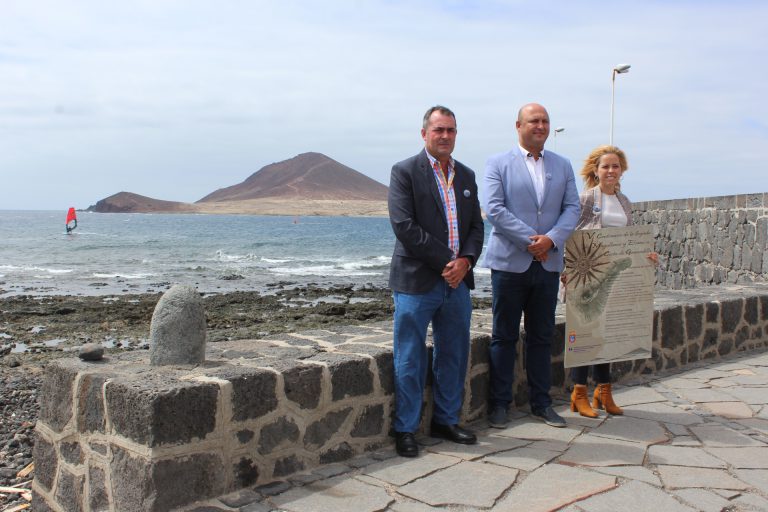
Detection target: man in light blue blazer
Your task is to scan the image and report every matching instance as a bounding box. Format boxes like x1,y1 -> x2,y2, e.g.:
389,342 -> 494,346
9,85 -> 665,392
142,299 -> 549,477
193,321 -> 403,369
482,103 -> 580,428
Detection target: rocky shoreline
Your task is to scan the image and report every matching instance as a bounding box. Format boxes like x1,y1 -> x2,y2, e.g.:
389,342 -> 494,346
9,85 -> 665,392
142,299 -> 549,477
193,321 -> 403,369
0,284 -> 491,509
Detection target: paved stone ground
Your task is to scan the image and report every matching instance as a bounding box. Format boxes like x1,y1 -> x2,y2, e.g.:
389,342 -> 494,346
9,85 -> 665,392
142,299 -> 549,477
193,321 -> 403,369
182,349 -> 768,512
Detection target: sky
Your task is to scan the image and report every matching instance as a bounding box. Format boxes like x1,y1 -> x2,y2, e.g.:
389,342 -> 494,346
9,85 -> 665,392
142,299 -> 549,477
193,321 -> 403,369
2,0 -> 767,211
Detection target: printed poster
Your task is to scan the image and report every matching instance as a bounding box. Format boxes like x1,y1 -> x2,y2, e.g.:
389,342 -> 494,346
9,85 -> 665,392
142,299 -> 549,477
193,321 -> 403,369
563,225 -> 655,368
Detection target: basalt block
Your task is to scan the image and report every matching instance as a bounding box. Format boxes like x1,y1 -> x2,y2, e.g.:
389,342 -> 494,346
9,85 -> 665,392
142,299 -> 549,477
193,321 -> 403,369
39,359 -> 90,432
55,469 -> 85,512
351,404 -> 385,438
213,366 -> 279,422
150,284 -> 207,366
77,372 -> 114,433
685,304 -> 704,340
282,363 -> 323,410
304,408 -> 352,449
88,465 -> 109,512
110,446 -> 226,512
33,434 -> 58,492
258,417 -> 300,455
661,306 -> 684,349
311,353 -> 374,401
721,299 -> 744,333
105,375 -> 218,446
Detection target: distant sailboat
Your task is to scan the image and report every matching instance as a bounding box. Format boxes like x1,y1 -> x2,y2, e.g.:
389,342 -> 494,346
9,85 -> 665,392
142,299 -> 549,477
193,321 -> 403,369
65,207 -> 78,233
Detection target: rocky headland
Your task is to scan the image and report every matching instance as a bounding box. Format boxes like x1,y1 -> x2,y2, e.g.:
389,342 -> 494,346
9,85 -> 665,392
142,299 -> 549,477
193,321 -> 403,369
87,152 -> 389,216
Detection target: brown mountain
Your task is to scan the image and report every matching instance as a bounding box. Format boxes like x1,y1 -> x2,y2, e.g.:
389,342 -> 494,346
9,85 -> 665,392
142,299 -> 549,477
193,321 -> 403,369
197,152 -> 387,203
87,153 -> 388,216
87,192 -> 199,213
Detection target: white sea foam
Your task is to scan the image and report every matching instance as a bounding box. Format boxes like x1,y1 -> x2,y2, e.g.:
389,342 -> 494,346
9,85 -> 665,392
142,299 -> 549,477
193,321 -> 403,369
92,272 -> 155,279
269,265 -> 380,277
0,264 -> 74,274
260,257 -> 292,263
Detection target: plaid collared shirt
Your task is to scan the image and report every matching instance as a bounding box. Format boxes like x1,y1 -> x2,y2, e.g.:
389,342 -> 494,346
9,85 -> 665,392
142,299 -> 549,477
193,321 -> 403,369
425,149 -> 459,257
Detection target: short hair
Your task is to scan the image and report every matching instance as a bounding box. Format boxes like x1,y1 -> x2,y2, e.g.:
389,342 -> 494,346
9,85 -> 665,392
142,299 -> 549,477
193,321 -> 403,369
579,145 -> 629,189
422,105 -> 456,130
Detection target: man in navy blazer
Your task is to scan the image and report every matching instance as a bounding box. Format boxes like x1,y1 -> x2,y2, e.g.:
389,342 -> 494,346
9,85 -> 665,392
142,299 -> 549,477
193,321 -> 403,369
482,103 -> 580,428
388,106 -> 484,457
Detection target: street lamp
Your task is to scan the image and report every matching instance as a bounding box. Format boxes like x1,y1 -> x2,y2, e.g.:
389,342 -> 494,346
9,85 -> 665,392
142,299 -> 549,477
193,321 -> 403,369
610,63 -> 631,145
553,127 -> 565,152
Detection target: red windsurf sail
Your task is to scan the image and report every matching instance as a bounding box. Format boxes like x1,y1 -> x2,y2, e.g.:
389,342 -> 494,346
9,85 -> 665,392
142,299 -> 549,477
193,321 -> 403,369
66,207 -> 78,233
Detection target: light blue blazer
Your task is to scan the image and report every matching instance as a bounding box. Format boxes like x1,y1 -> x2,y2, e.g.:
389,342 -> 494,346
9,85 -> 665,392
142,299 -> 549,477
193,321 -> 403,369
481,148 -> 580,273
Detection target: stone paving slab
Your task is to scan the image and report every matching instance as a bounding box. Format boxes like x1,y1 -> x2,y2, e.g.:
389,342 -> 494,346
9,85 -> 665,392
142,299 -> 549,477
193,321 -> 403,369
526,439 -> 570,452
622,401 -> 703,426
647,445 -> 727,468
362,453 -> 459,486
398,461 -> 518,508
656,377 -> 708,389
734,469 -> 768,494
700,401 -> 755,419
612,385 -> 670,405
670,435 -> 702,446
705,447 -> 768,468
425,434 -> 528,460
271,476 -> 393,512
493,418 -> 583,443
682,368 -> 733,380
690,424 -> 767,447
577,480 -> 696,512
493,464 -> 616,512
589,415 -> 668,444
483,446 -> 561,471
591,465 -> 662,486
732,492 -> 768,511
672,489 -> 731,512
555,405 -> 607,428
656,465 -> 750,490
388,500 -> 436,512
675,387 -> 741,403
736,417 -> 768,435
721,387 -> 768,404
559,435 -> 648,466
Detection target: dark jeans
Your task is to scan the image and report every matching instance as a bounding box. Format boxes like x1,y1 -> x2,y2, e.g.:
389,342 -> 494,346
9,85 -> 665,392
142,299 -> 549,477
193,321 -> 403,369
571,363 -> 611,385
489,262 -> 559,411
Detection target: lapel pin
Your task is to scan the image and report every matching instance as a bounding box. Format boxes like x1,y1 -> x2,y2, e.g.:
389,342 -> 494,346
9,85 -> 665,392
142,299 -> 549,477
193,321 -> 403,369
463,189 -> 470,198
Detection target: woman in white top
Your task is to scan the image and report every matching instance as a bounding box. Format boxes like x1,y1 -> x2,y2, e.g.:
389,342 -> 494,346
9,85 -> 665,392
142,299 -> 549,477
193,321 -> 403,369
568,145 -> 658,417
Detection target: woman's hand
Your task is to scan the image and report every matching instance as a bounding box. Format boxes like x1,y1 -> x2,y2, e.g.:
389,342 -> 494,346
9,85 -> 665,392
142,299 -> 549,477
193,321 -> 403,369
647,252 -> 659,266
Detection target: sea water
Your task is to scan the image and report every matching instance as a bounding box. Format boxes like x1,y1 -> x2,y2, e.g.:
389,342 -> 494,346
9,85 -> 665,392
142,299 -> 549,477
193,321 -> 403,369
0,211 -> 491,297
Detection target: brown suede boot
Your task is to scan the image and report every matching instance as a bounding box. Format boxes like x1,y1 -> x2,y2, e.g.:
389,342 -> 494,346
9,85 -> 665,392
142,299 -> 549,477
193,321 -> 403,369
593,383 -> 623,415
570,384 -> 598,418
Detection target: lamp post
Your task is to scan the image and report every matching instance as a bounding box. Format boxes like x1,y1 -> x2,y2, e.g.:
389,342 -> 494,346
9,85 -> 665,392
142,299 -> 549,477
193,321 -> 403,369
553,127 -> 565,152
610,63 -> 631,145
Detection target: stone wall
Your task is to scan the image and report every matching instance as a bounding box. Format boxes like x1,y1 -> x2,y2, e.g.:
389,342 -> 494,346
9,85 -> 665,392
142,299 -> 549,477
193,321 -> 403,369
33,284 -> 768,512
632,192 -> 767,289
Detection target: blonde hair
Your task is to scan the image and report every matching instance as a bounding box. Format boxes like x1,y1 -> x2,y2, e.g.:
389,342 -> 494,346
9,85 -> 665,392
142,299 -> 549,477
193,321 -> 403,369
580,145 -> 629,189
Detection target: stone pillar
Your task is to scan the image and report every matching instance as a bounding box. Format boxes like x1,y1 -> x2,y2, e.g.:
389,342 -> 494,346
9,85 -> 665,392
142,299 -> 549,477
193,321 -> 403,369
149,284 -> 206,366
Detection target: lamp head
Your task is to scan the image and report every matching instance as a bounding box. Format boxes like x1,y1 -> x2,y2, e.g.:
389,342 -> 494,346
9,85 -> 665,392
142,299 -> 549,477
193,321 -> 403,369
554,127 -> 565,133
614,63 -> 631,73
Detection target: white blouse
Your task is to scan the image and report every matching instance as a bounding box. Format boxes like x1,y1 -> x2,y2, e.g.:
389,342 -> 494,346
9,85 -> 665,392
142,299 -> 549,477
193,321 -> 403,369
601,193 -> 628,227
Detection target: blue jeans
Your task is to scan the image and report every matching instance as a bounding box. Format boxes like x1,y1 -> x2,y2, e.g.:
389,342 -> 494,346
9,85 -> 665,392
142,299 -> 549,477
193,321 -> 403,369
392,281 -> 472,433
489,262 -> 559,411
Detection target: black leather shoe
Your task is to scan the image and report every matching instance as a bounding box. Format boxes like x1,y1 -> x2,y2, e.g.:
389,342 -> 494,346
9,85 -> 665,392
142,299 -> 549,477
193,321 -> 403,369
395,432 -> 419,457
531,406 -> 567,428
430,422 -> 477,445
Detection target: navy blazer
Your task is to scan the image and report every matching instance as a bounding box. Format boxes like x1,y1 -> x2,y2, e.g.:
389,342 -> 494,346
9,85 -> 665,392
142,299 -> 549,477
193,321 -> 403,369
388,150 -> 484,294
